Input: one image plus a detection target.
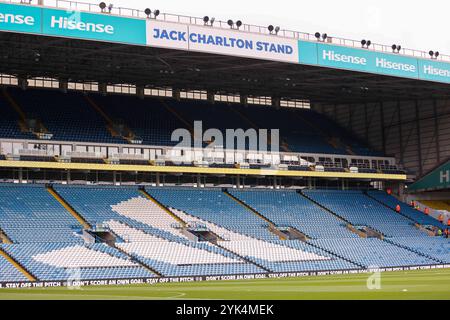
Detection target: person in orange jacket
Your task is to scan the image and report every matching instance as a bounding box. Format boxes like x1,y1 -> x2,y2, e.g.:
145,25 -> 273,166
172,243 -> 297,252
438,214 -> 444,224
447,218 -> 450,227
396,204 -> 401,213
424,207 -> 430,215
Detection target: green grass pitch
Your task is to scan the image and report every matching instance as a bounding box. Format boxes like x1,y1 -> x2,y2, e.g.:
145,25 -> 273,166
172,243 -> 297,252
0,269 -> 449,300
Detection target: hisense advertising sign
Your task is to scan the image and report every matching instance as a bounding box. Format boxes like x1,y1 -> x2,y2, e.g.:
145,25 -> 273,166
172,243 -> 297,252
0,2 -> 41,34
299,40 -> 420,80
2,3 -> 450,84
42,8 -> 146,45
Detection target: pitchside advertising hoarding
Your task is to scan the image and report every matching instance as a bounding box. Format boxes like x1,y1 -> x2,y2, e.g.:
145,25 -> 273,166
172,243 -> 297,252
1,2 -> 450,83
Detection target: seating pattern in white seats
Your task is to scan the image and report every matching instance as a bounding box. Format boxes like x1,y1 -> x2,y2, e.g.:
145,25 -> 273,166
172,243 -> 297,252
32,245 -> 138,268
107,220 -> 240,265
106,220 -> 166,242
118,242 -> 239,265
110,197 -> 189,240
171,208 -> 329,262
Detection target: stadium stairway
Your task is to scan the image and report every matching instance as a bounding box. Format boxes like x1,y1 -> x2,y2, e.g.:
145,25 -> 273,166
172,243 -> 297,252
0,227 -> 12,244
159,207 -> 274,273
0,247 -> 37,281
382,238 -> 446,264
292,111 -> 349,155
139,188 -> 187,227
100,228 -> 163,277
141,187 -> 273,272
1,88 -> 50,139
303,189 -> 446,266
48,187 -> 165,277
159,99 -> 195,137
219,189 -> 365,269
227,106 -> 291,153
223,189 -> 287,240
298,190 -> 376,239
85,95 -> 137,143
364,191 -> 430,230
46,186 -> 91,229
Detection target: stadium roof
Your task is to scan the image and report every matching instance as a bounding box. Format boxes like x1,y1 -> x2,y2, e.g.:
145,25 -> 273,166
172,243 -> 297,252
2,31 -> 450,105
0,0 -> 450,104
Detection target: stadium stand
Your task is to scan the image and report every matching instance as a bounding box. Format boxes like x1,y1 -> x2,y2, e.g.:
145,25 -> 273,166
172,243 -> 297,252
0,90 -> 36,140
1,243 -> 155,281
6,88 -> 124,144
366,191 -> 443,227
303,190 -> 427,237
0,254 -> 29,282
0,87 -> 382,157
52,185 -> 267,276
147,188 -> 280,241
0,184 -> 447,282
0,184 -> 83,244
228,189 -> 356,239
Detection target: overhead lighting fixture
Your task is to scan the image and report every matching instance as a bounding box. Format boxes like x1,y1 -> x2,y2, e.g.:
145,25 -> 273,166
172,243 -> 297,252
429,50 -> 439,59
210,17 -> 215,26
268,25 -> 274,34
227,19 -> 234,28
274,26 -> 280,35
99,2 -> 106,12
314,32 -> 321,40
107,3 -> 113,13
236,20 -> 242,29
153,9 -> 160,18
144,8 -> 151,18
322,33 -> 328,41
361,39 -> 372,49
392,44 -> 401,53
203,16 -> 209,25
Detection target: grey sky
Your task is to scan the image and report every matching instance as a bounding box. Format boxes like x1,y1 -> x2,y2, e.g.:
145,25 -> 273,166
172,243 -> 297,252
94,0 -> 449,55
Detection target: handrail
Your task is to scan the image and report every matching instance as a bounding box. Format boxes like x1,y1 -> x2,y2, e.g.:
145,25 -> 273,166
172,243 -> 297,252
4,0 -> 450,63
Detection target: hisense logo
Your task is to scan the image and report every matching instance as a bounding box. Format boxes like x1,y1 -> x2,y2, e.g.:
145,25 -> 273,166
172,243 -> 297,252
440,170 -> 450,184
0,12 -> 35,26
50,16 -> 114,34
423,65 -> 450,77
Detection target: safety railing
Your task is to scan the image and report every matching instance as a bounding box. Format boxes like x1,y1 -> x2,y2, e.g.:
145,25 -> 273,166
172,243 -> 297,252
4,0 -> 450,62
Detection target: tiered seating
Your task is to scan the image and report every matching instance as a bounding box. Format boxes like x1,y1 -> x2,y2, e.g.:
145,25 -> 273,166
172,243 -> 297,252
0,184 -> 83,243
299,110 -> 383,157
170,208 -> 357,272
0,92 -> 35,140
1,87 -> 382,157
239,107 -> 343,154
0,185 -> 447,283
304,190 -> 426,237
388,237 -> 450,263
311,238 -> 435,267
229,189 -> 356,239
367,191 -> 443,227
147,188 -> 279,241
54,185 -> 190,243
54,186 -> 263,276
0,254 -> 28,282
8,88 -> 123,144
1,243 -> 155,281
92,94 -> 187,147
